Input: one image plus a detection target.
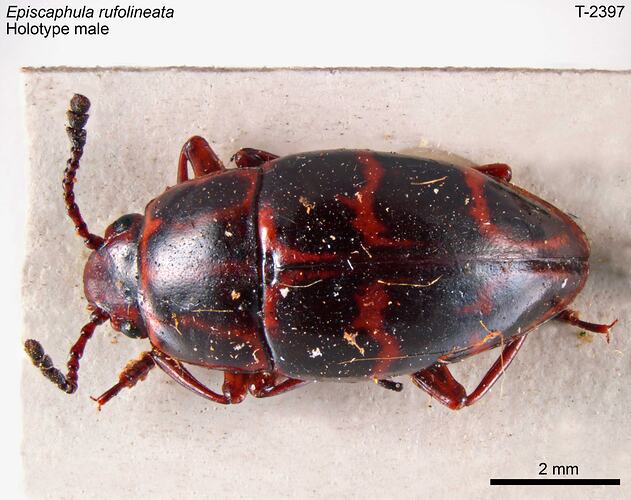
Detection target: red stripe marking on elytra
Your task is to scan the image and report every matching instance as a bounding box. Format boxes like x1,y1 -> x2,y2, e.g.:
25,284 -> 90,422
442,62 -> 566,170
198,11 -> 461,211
351,281 -> 401,377
460,280 -> 496,316
336,152 -> 414,249
448,263 -> 582,362
140,202 -> 257,339
459,263 -> 514,317
462,259 -> 578,316
138,210 -> 167,350
174,314 -> 270,371
259,205 -> 339,265
508,182 -> 589,257
211,170 -> 259,221
139,308 -> 164,347
458,260 -> 582,318
263,283 -> 281,331
514,262 -> 588,335
447,272 -> 580,363
464,169 -> 571,252
166,169 -> 260,223
139,212 -> 162,301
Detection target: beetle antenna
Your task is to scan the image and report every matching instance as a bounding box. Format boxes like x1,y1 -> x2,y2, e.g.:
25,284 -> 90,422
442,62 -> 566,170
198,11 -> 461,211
24,309 -> 109,394
63,94 -> 104,250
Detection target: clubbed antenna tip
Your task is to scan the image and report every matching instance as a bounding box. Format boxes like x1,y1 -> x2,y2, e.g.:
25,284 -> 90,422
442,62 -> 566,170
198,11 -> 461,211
24,339 -> 74,393
24,310 -> 109,395
70,94 -> 90,114
63,93 -> 104,249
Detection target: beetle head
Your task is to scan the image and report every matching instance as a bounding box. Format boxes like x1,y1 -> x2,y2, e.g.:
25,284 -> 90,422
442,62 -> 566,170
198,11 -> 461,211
84,213 -> 147,339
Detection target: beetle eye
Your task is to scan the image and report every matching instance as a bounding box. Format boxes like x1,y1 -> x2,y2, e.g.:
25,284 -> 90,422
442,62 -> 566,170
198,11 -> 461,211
108,214 -> 137,237
120,321 -> 142,339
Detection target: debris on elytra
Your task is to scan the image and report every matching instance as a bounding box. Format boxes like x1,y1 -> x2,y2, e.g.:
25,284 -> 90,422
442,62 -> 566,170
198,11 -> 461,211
192,308 -> 234,313
278,279 -> 323,289
225,230 -> 233,237
360,242 -> 372,258
338,353 -> 422,365
231,290 -> 241,300
377,275 -> 442,288
343,330 -> 365,356
171,312 -> 183,336
411,175 -> 447,186
309,347 -> 322,358
280,288 -> 289,298
479,320 -> 504,346
299,196 -> 316,214
479,320 -> 496,334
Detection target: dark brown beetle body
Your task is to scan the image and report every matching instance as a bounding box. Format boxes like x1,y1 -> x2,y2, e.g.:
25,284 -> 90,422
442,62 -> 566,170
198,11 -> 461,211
25,96 -> 616,410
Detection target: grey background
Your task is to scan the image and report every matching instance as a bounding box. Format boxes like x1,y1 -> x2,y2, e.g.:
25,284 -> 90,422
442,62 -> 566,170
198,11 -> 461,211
22,69 -> 630,499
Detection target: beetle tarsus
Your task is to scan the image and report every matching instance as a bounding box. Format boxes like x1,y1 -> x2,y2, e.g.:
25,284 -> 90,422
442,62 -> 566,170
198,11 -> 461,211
473,163 -> 512,183
91,351 -> 156,409
375,378 -> 403,392
231,147 -> 279,168
555,309 -> 618,343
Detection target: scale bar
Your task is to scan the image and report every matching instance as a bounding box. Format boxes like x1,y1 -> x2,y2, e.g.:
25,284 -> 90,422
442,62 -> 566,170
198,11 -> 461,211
491,479 -> 620,486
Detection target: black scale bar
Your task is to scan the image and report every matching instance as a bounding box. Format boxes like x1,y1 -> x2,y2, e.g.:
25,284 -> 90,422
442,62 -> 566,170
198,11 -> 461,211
490,479 -> 620,486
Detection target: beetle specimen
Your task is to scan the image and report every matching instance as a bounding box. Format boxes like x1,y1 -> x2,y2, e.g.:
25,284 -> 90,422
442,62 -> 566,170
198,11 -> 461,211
24,94 -> 617,410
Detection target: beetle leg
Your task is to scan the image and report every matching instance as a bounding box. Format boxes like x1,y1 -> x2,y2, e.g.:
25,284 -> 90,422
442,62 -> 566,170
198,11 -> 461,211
230,148 -> 279,169
248,371 -> 308,398
177,136 -> 225,183
91,351 -> 156,409
554,309 -> 618,343
375,378 -> 403,392
473,163 -> 512,183
150,349 -> 232,404
411,334 -> 527,410
412,363 -> 466,409
222,372 -> 249,404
